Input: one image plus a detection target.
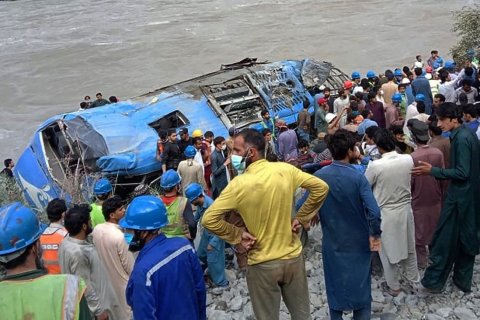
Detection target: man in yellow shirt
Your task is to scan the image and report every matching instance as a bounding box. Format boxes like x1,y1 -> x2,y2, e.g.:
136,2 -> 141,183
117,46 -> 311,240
202,129 -> 329,320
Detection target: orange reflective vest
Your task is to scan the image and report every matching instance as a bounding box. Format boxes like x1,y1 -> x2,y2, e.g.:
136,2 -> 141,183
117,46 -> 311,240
40,225 -> 68,274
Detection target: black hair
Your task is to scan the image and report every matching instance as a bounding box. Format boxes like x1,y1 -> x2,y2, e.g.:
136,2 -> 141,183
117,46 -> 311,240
96,92 -> 102,97
338,88 -> 345,95
398,84 -> 407,90
428,120 -> 442,136
46,198 -> 67,223
80,101 -> 87,109
355,92 -> 364,99
349,101 -> 359,112
261,109 -> 269,117
465,67 -> 474,77
204,131 -> 214,139
84,95 -> 91,100
96,193 -> 110,201
262,128 -> 271,136
360,109 -> 370,119
414,68 -> 423,76
367,91 -> 376,101
235,128 -> 266,156
298,139 -> 309,149
463,104 -> 477,118
365,125 -> 379,139
2,243 -> 35,270
158,129 -> 167,140
389,124 -> 404,136
102,195 -> 123,222
324,87 -> 331,92
109,96 -> 118,103
461,79 -> 473,87
416,101 -> 426,113
64,204 -> 91,236
213,136 -> 225,147
434,93 -> 446,102
458,93 -> 468,105
373,128 -> 396,152
403,66 -> 410,74
167,128 -> 176,136
431,50 -> 438,55
327,129 -> 356,160
347,112 -> 356,123
4,158 -> 12,168
415,55 -> 421,60
439,69 -> 449,83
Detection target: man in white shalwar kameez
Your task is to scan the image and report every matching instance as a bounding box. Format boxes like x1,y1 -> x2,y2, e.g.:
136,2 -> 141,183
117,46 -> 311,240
365,128 -> 420,296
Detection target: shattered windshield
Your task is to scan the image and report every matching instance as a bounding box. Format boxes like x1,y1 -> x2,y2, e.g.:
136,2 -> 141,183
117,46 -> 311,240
64,116 -> 108,160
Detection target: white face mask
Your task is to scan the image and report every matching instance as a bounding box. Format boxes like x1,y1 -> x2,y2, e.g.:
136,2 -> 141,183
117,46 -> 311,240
221,145 -> 227,151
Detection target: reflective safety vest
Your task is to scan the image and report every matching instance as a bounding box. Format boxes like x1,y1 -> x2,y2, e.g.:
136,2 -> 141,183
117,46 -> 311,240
162,197 -> 188,238
0,274 -> 86,320
40,226 -> 68,274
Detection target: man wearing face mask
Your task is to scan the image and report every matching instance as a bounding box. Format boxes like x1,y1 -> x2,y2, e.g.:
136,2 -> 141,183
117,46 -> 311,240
210,136 -> 230,199
202,128 -> 329,320
123,195 -> 206,320
59,205 -> 121,320
0,202 -> 91,320
39,198 -> 68,274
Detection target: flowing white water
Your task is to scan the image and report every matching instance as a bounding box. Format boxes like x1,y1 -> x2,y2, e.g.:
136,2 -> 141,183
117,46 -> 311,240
0,0 -> 470,160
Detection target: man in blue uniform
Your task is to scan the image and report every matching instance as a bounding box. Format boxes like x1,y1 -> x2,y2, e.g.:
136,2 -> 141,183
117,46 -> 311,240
122,195 -> 206,320
186,183 -> 228,287
314,129 -> 382,320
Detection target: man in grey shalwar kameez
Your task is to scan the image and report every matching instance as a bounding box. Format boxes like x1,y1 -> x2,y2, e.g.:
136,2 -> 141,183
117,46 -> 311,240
59,205 -> 121,319
365,129 -> 420,296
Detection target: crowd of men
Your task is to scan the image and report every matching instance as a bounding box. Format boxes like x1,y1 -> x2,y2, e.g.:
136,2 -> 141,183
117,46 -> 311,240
79,93 -> 119,110
1,50 -> 480,320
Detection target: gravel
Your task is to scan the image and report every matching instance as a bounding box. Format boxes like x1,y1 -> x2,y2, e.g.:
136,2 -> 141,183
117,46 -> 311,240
207,225 -> 480,319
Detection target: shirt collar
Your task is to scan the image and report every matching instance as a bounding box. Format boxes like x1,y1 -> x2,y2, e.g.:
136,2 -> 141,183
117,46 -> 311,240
450,126 -> 462,140
245,159 -> 268,173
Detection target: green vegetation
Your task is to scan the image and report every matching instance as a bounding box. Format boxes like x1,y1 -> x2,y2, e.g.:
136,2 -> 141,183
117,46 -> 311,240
450,5 -> 480,64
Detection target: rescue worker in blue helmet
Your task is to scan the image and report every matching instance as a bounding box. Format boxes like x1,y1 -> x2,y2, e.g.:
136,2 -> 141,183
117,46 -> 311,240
122,195 -> 206,320
394,69 -> 403,83
0,202 -> 90,319
91,177 -> 113,227
159,169 -> 197,243
367,70 -> 377,88
351,71 -> 361,85
185,183 -> 229,288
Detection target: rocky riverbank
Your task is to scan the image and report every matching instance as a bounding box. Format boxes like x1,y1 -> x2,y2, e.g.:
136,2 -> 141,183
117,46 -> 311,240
207,226 -> 480,320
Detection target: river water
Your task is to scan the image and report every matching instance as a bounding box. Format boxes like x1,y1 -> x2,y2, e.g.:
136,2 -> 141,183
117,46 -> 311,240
0,0 -> 472,161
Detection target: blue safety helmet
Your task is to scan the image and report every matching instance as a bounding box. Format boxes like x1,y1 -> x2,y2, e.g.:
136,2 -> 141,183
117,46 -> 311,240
184,145 -> 196,158
444,60 -> 455,70
0,202 -> 47,256
351,71 -> 361,80
415,93 -> 426,102
94,178 -> 112,195
366,70 -> 376,79
184,183 -> 203,202
119,195 -> 168,231
160,169 -> 181,189
392,93 -> 402,103
394,69 -> 402,77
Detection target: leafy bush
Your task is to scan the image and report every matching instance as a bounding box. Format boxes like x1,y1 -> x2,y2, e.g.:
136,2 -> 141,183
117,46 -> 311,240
450,5 -> 480,64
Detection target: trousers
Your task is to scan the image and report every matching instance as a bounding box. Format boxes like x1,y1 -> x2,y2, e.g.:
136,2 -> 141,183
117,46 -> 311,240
246,254 -> 311,320
330,307 -> 371,320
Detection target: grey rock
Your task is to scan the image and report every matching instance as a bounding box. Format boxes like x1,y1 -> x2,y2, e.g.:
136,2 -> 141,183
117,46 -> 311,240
206,293 -> 214,306
215,300 -> 228,311
229,296 -> 243,311
405,294 -> 418,307
225,269 -> 237,282
454,307 -> 477,320
379,313 -> 398,320
392,291 -> 406,305
372,290 -> 386,303
372,302 -> 384,313
436,307 -> 452,318
426,314 -> 444,320
210,310 -> 230,320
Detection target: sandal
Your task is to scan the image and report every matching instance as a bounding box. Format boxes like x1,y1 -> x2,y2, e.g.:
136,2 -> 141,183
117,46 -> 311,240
381,281 -> 402,297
